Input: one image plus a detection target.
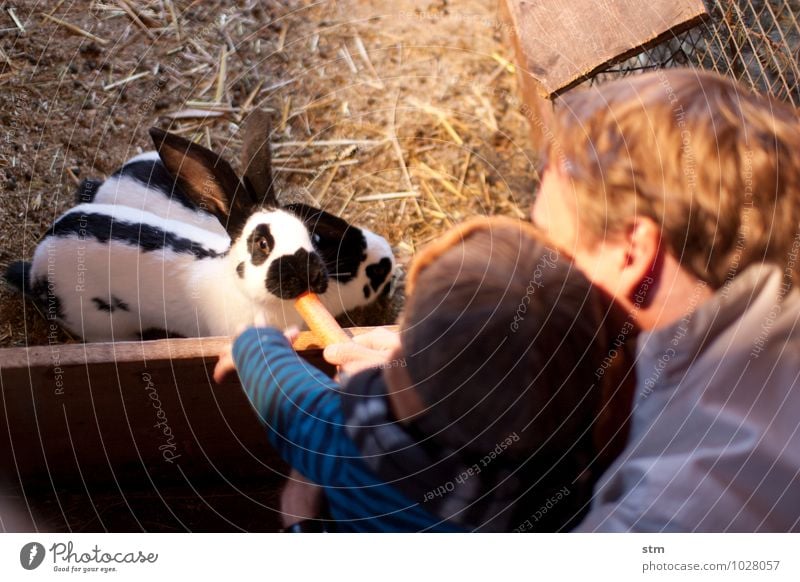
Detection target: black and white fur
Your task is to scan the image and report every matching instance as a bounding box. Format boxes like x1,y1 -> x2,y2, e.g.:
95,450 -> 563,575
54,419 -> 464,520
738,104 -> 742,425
282,202 -> 395,313
79,113 -> 395,320
5,112 -> 394,341
80,150 -> 228,236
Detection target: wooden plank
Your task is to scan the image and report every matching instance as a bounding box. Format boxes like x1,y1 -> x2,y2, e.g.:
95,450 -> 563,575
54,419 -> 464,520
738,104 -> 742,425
498,0 -> 555,151
0,325 -> 397,530
502,0 -> 708,97
0,326 -> 394,492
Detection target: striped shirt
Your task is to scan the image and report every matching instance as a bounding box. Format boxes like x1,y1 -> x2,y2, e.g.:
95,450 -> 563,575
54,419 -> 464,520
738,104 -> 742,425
233,327 -> 461,532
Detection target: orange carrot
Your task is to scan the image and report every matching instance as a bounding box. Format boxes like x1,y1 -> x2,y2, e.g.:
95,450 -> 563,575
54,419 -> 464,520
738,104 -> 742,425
294,291 -> 350,346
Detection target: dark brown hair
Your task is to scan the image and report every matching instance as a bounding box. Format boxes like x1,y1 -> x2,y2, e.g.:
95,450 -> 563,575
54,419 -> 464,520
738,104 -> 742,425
402,217 -> 634,529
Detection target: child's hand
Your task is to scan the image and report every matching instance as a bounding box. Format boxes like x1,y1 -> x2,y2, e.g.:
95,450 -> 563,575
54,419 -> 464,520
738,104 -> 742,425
323,327 -> 400,376
213,325 -> 301,384
281,468 -> 324,529
213,341 -> 237,384
284,325 -> 300,346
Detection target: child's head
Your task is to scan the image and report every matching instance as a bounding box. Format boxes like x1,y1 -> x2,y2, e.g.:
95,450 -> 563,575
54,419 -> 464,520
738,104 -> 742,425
385,217 -> 633,526
538,68 -> 800,288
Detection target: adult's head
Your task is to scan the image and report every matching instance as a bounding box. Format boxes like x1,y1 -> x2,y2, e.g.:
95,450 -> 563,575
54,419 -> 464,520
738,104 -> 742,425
532,68 -> 800,328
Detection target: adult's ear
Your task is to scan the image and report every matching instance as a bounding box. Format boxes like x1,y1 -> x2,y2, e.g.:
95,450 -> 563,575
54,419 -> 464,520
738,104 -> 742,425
240,109 -> 277,207
580,216 -> 661,311
149,128 -> 252,236
617,216 -> 661,307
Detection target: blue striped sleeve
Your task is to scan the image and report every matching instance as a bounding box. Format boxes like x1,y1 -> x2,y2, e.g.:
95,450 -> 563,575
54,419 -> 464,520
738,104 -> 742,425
232,327 -> 463,532
232,326 -> 352,482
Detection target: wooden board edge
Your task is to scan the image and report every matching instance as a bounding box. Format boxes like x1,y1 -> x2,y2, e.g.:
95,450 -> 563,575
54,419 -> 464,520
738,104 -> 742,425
548,12 -> 711,98
0,325 -> 399,369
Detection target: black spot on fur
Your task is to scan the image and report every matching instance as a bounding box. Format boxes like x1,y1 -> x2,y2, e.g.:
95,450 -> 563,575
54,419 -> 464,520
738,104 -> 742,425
363,284 -> 371,299
75,178 -> 103,204
379,279 -> 392,298
266,248 -> 328,299
92,295 -> 130,313
237,261 -> 245,278
138,328 -> 187,341
114,159 -> 198,211
48,212 -> 224,260
246,224 -> 274,266
92,297 -> 111,312
30,277 -> 64,321
366,257 -> 393,291
283,203 -> 367,283
4,261 -> 31,294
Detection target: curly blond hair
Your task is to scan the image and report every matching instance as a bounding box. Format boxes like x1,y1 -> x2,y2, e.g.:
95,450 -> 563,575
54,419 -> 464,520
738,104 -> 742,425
545,68 -> 800,288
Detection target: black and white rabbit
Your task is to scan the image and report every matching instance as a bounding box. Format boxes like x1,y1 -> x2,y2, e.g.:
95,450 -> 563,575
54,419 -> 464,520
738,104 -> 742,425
76,150 -> 227,236
77,110 -> 395,320
4,113 -> 393,341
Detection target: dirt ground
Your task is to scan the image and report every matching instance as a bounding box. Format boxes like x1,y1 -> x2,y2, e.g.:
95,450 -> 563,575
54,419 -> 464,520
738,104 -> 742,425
0,0 -> 537,348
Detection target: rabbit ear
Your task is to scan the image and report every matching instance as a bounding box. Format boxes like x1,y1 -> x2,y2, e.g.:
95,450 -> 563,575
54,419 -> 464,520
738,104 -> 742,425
284,203 -> 352,238
241,109 -> 277,207
283,203 -> 366,281
149,127 -> 252,236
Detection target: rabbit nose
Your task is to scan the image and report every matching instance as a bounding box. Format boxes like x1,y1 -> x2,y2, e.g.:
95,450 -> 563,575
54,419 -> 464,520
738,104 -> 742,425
266,249 -> 329,300
309,259 -> 328,294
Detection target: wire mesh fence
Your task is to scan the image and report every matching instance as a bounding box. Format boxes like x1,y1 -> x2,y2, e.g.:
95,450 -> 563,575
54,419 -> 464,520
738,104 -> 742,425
591,0 -> 800,106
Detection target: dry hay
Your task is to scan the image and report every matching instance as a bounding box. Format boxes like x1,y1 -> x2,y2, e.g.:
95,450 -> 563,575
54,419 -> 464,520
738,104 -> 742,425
0,0 -> 537,348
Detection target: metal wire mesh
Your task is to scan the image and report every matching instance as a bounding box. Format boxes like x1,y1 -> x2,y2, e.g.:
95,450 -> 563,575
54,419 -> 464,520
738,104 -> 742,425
591,0 -> 800,106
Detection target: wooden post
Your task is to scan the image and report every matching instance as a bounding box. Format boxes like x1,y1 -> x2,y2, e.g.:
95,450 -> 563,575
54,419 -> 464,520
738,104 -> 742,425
498,0 -> 555,152
499,0 -> 708,150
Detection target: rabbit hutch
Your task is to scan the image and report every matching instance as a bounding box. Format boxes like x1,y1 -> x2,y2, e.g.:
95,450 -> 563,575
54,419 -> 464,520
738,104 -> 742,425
1,0 -> 798,531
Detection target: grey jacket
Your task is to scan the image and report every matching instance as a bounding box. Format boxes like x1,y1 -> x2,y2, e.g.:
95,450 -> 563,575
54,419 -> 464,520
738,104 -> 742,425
577,265 -> 800,531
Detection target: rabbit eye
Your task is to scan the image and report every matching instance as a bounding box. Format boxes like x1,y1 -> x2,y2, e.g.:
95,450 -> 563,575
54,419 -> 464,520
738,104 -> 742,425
246,224 -> 274,266
312,233 -> 322,245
